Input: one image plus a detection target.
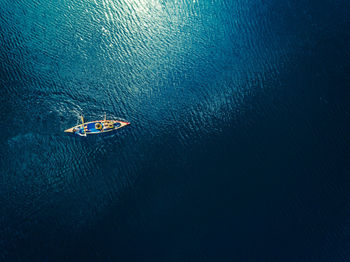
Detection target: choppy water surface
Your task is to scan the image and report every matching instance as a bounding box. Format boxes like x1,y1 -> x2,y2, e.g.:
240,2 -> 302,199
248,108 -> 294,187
1,0 -> 350,261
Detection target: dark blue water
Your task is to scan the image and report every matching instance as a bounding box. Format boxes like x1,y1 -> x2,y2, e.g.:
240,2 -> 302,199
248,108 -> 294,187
1,0 -> 350,261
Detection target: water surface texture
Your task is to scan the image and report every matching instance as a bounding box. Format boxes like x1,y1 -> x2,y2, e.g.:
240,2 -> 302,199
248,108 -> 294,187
1,0 -> 350,261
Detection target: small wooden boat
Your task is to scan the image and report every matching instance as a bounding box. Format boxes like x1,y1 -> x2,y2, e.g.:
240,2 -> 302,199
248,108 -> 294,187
65,115 -> 130,136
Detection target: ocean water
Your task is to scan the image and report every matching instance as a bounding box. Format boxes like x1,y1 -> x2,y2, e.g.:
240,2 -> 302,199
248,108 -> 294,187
1,0 -> 350,261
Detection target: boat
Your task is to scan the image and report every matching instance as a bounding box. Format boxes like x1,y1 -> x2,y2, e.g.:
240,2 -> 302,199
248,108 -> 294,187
64,115 -> 130,136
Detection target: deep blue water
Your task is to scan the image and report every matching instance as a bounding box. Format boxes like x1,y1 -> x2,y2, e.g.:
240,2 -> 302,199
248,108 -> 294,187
1,0 -> 350,261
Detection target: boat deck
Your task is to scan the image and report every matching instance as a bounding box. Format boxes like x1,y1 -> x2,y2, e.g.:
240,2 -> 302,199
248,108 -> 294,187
64,120 -> 130,135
